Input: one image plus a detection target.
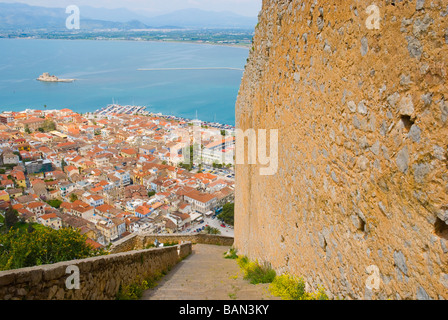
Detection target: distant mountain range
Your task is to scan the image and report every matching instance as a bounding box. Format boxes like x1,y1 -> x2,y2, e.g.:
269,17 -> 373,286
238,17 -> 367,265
0,3 -> 258,30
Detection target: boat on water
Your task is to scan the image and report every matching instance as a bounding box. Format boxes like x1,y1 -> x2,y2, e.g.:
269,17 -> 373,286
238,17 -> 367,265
37,72 -> 75,83
95,104 -> 147,116
94,104 -> 234,128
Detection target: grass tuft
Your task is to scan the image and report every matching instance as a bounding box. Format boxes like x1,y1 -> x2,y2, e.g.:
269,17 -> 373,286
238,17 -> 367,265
224,247 -> 238,259
269,274 -> 329,300
237,255 -> 276,284
116,271 -> 164,300
235,256 -> 329,300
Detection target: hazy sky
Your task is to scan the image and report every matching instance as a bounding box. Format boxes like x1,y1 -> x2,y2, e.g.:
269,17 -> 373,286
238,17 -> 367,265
0,0 -> 262,16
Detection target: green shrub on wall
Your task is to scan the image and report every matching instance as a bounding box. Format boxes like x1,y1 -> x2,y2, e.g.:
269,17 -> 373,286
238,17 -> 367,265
237,256 -> 276,284
269,274 -> 329,300
116,268 -> 171,300
234,253 -> 329,300
224,247 -> 238,259
116,275 -> 159,300
0,227 -> 107,271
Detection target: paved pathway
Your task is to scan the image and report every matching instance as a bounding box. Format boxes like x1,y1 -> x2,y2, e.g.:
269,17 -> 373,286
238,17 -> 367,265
180,217 -> 234,237
141,244 -> 280,300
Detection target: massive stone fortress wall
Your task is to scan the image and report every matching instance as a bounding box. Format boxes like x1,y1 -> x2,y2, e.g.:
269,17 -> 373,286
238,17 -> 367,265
235,0 -> 448,299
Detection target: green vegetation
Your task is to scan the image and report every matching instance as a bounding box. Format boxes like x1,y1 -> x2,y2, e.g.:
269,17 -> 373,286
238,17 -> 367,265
4,207 -> 19,230
0,227 -> 107,271
234,254 -> 329,300
1,164 -> 16,170
7,221 -> 46,234
116,275 -> 158,300
116,269 -> 170,300
0,207 -> 44,234
179,145 -> 194,171
61,159 -> 67,171
224,247 -> 238,259
218,202 -> 234,226
205,226 -> 221,235
179,162 -> 192,170
212,162 -> 224,169
38,120 -> 56,133
145,241 -> 179,249
236,256 -> 276,284
162,241 -> 180,247
147,190 -> 156,198
46,199 -> 62,208
269,274 -> 329,300
69,193 -> 78,203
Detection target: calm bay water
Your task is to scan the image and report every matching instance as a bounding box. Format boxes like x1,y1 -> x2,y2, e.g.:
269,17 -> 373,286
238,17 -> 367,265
0,39 -> 249,125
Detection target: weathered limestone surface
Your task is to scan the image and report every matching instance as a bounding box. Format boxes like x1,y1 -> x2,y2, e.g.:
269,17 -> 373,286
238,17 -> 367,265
0,243 -> 192,300
235,0 -> 448,300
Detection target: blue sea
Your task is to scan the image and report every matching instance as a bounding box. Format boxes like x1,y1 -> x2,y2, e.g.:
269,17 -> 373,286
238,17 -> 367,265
0,39 -> 249,125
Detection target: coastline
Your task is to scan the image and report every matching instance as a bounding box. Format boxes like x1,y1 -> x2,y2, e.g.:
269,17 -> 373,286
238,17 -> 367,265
0,36 -> 251,49
4,106 -> 236,128
0,104 -> 236,127
94,105 -> 235,128
0,38 -> 241,126
150,39 -> 251,49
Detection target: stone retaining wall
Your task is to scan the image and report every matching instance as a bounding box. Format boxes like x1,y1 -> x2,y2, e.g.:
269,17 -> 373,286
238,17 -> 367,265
111,233 -> 234,254
0,242 -> 192,300
109,233 -> 140,253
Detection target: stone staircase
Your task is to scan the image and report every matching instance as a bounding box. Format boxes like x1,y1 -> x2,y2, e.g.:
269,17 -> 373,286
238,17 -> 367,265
142,244 -> 280,300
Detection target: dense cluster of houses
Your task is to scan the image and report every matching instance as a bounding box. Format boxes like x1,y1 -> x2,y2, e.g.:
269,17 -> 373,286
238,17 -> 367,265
0,108 -> 235,247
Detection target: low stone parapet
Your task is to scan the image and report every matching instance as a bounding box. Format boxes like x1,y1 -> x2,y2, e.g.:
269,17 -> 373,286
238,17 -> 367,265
0,242 -> 192,300
110,233 -> 234,254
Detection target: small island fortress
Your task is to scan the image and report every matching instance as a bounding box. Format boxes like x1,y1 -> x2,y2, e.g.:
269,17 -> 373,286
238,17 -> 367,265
37,72 -> 75,83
